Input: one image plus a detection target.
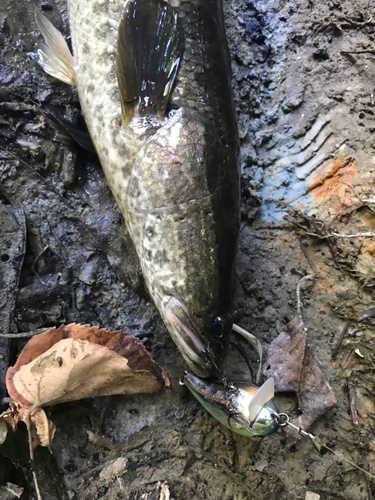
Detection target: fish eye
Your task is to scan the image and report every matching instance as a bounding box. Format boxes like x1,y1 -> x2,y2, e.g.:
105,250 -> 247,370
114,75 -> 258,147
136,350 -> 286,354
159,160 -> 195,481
211,314 -> 233,339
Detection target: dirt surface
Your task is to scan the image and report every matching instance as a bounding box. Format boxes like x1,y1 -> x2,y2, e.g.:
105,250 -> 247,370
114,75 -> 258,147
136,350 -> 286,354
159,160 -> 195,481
1,0 -> 375,498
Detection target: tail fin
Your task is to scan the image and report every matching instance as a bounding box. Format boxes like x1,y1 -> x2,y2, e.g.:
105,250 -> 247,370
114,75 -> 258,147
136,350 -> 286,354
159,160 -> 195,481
117,0 -> 183,126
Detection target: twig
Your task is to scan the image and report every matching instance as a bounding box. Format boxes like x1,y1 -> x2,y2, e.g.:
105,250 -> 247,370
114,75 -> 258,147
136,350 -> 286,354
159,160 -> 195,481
347,376 -> 359,425
341,50 -> 375,55
331,232 -> 375,238
32,470 -> 42,500
26,409 -> 42,500
299,239 -> 318,276
0,328 -> 46,338
32,245 -> 50,287
295,275 -> 317,397
331,320 -> 350,359
301,231 -> 375,240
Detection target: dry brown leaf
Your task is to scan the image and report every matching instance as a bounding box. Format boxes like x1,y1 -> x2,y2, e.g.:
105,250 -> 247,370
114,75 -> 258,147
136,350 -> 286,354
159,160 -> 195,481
6,323 -> 169,407
263,316 -> 337,432
2,404 -> 56,448
29,408 -> 56,448
2,402 -> 19,431
3,323 -> 169,448
12,338 -> 164,407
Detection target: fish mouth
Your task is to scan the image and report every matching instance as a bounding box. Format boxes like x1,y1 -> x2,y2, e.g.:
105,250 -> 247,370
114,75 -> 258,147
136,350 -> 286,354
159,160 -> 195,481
162,297 -> 217,378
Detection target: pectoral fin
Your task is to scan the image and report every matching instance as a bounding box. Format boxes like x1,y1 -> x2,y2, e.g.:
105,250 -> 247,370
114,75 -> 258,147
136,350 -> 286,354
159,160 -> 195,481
117,0 -> 184,126
33,10 -> 76,86
43,105 -> 96,153
163,297 -> 214,378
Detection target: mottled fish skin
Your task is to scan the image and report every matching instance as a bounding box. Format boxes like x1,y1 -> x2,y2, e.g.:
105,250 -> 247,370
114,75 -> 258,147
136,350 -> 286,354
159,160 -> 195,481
66,0 -> 239,377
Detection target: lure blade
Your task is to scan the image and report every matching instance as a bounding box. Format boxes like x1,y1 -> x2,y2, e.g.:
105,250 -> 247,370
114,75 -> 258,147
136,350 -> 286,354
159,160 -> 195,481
248,377 -> 275,424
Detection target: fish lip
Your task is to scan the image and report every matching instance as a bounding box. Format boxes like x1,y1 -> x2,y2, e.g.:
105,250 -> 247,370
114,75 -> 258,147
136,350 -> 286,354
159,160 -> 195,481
162,297 -> 216,378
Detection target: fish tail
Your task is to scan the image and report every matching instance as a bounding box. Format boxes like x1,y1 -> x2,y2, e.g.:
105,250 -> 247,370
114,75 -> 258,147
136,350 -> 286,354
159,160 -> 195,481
117,0 -> 183,126
33,10 -> 76,86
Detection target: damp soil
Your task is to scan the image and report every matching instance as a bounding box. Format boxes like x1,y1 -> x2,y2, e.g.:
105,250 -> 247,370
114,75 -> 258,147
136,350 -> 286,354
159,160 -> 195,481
1,0 -> 375,499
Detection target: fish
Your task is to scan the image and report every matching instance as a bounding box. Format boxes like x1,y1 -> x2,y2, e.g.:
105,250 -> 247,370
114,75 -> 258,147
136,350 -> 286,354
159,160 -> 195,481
34,0 -> 278,436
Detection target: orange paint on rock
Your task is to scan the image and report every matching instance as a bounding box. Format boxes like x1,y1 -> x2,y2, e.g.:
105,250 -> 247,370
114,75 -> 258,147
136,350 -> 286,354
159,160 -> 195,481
362,240 -> 375,256
315,275 -> 336,292
308,157 -> 357,207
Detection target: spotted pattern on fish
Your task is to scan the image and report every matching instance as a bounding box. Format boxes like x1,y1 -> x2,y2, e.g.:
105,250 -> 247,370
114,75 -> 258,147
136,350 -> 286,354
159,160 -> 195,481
63,0 -> 239,375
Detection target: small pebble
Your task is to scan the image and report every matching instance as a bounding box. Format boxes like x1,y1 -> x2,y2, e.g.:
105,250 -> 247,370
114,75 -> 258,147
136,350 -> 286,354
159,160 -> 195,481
305,492 -> 320,500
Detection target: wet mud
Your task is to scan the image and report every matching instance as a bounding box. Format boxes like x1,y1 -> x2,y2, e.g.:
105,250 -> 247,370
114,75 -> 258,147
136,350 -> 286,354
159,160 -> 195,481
1,0 -> 375,498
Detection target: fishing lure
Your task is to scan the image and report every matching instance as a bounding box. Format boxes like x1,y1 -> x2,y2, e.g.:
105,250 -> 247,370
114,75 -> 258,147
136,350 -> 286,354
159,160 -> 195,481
182,373 -> 278,437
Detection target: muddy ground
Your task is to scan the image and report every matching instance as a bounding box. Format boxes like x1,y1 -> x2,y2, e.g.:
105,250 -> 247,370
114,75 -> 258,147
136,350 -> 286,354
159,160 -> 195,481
1,0 -> 375,498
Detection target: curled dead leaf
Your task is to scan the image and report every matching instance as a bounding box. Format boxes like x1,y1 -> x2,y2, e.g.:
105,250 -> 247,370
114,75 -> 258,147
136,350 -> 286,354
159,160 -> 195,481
6,323 -> 169,407
12,337 -> 166,406
29,408 -> 56,448
2,403 -> 55,448
3,324 -> 169,448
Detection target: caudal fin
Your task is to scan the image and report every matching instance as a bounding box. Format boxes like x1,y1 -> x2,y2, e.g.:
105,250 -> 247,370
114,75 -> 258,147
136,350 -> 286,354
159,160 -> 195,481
117,0 -> 183,126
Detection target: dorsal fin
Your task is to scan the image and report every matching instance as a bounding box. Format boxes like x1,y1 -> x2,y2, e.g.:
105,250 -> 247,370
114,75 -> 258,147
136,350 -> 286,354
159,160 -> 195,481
116,0 -> 183,126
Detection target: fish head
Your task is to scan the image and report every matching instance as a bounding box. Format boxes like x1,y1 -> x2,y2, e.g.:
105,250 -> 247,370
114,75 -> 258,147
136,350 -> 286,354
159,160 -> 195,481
182,372 -> 279,437
162,297 -> 234,378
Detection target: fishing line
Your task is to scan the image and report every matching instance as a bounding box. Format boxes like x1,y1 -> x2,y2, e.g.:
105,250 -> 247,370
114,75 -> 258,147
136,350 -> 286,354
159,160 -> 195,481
272,412 -> 375,481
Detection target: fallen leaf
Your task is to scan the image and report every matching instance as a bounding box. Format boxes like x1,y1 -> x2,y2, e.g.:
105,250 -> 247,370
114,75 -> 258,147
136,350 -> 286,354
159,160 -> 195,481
6,323 -> 169,407
2,402 -> 19,432
29,408 -> 56,448
3,324 -> 169,448
159,482 -> 171,500
12,337 -> 166,407
2,403 -> 56,448
87,430 -> 115,450
0,482 -> 24,499
263,316 -> 337,433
